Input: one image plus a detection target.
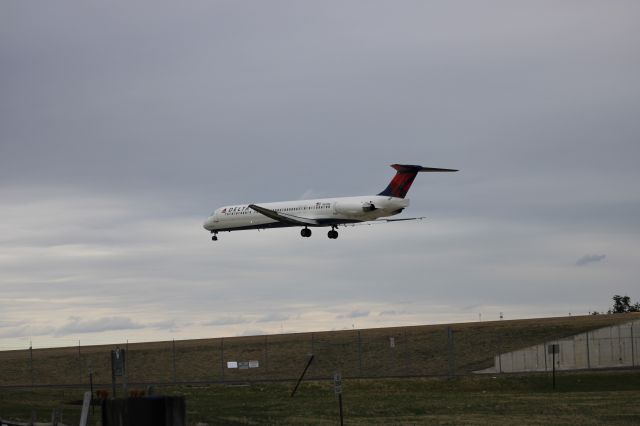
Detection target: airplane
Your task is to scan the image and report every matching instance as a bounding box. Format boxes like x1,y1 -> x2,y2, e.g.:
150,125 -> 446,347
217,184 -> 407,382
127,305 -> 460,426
203,164 -> 457,241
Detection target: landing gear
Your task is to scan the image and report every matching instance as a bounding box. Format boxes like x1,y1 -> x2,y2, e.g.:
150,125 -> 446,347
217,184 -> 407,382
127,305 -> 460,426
211,232 -> 218,241
301,227 -> 312,238
328,227 -> 338,239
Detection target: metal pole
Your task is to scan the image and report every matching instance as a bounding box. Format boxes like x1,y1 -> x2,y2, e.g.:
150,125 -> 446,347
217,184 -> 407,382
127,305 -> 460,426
78,340 -> 81,383
29,342 -> 34,387
122,347 -> 127,396
447,327 -> 455,376
552,347 -> 556,390
89,371 -> 94,415
338,393 -> 344,426
357,330 -> 362,376
586,331 -> 591,369
404,329 -> 409,376
264,335 -> 269,372
172,339 -> 177,383
631,321 -> 635,368
111,351 -> 116,398
220,338 -> 225,383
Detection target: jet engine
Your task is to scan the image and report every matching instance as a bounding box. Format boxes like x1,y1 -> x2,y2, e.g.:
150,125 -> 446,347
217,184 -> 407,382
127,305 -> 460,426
334,201 -> 377,215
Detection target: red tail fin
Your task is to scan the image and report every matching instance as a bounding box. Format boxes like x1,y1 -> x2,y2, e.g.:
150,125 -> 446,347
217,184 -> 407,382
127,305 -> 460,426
378,164 -> 458,198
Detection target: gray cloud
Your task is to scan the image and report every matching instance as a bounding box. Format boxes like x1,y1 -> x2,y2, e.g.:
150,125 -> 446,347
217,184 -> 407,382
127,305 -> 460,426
237,329 -> 267,337
257,313 -> 289,323
338,310 -> 370,319
576,254 -> 607,266
54,317 -> 145,337
202,317 -> 250,327
1,1 -> 639,347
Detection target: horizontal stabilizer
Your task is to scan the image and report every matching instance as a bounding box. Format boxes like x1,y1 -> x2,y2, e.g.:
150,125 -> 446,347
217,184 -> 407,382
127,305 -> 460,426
248,204 -> 320,226
391,164 -> 458,173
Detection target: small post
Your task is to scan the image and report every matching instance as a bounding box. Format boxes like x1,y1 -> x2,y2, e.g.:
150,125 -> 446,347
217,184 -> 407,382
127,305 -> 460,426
586,331 -> 591,369
220,338 -> 225,383
552,348 -> 556,389
447,327 -> 455,376
264,335 -> 269,372
548,343 -> 559,390
631,321 -> 635,368
404,329 -> 409,376
357,330 -> 362,376
111,356 -> 116,398
29,341 -> 34,387
125,340 -> 129,395
334,372 -> 344,426
89,370 -> 94,415
78,340 -> 82,383
172,339 -> 177,383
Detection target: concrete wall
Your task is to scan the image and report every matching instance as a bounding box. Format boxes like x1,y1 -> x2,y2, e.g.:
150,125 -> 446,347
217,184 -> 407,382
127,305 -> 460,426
478,319 -> 640,373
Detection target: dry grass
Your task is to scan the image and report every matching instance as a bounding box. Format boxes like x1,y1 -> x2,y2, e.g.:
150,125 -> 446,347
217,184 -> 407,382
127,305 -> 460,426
0,313 -> 637,387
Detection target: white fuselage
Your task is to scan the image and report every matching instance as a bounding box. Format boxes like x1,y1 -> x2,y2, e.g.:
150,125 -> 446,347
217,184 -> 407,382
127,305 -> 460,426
203,195 -> 409,232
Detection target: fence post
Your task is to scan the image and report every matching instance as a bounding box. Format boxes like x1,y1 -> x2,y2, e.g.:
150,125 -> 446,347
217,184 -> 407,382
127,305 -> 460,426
220,338 -> 225,383
404,329 -> 409,376
631,321 -> 635,368
357,330 -> 362,377
264,335 -> 269,373
78,340 -> 82,384
172,339 -> 177,383
29,342 -> 34,387
447,327 -> 455,376
586,331 -> 591,369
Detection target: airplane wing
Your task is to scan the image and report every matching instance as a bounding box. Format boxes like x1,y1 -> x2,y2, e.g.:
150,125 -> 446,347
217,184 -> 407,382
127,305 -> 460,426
249,204 -> 321,226
342,217 -> 427,227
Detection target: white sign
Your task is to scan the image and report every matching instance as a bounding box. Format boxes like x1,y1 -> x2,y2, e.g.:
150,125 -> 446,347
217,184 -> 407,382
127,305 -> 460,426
334,372 -> 342,395
249,360 -> 260,368
389,337 -> 395,348
227,361 -> 238,369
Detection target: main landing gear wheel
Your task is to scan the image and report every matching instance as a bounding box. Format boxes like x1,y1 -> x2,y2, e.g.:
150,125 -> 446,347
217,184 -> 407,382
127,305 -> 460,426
301,228 -> 312,238
328,229 -> 338,239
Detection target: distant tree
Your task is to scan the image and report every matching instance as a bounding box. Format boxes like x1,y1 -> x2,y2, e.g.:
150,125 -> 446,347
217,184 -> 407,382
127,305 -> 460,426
607,295 -> 640,314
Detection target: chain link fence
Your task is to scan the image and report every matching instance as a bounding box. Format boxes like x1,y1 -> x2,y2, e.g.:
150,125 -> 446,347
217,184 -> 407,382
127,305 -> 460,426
1,316 -> 637,387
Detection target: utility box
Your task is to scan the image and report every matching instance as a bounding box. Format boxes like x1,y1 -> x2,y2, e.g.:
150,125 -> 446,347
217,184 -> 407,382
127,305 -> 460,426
102,396 -> 186,426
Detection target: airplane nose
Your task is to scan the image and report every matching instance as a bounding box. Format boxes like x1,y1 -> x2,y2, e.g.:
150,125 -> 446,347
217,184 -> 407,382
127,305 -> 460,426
203,217 -> 213,230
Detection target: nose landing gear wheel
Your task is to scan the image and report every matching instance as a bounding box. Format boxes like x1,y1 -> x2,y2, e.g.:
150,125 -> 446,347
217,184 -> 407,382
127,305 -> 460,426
211,232 -> 218,241
328,229 -> 338,239
301,228 -> 312,238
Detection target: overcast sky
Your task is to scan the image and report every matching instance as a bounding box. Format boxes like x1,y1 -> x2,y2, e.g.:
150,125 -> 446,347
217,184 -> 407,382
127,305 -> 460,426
1,1 -> 639,349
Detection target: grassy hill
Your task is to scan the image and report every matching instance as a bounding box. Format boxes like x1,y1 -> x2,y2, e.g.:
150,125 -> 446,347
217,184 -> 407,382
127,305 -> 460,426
1,313 -> 637,387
